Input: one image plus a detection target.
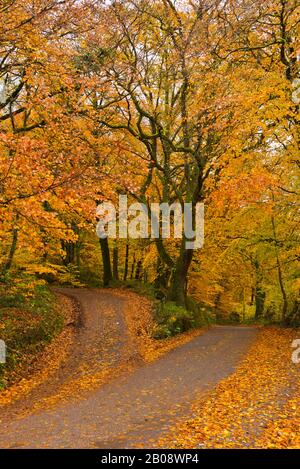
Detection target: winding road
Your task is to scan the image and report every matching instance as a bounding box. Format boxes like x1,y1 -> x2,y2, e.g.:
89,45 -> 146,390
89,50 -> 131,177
0,289 -> 258,448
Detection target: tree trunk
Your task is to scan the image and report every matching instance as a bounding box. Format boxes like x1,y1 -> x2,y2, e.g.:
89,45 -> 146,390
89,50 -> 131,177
255,285 -> 265,320
242,288 -> 246,322
123,242 -> 129,281
3,227 -> 18,274
276,254 -> 288,322
130,254 -> 136,280
61,240 -> 75,265
75,241 -> 81,268
168,244 -> 193,307
254,260 -> 265,320
250,287 -> 255,305
112,244 -> 119,281
75,226 -> 81,268
214,292 -> 222,323
154,257 -> 170,290
99,237 -> 112,286
135,259 -> 142,280
271,214 -> 288,322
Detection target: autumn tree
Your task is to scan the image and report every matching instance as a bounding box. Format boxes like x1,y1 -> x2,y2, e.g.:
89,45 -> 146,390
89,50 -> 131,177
0,0 -> 103,279
77,0 -> 267,305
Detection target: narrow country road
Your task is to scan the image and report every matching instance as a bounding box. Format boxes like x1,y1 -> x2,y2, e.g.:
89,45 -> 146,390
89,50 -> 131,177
0,289 -> 258,448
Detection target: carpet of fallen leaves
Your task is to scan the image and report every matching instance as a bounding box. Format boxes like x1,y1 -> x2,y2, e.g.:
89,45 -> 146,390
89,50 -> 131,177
116,289 -> 207,362
157,327 -> 300,449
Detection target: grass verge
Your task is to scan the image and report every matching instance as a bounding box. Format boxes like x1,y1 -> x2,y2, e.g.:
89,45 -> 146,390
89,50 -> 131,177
117,280 -> 214,339
0,283 -> 64,389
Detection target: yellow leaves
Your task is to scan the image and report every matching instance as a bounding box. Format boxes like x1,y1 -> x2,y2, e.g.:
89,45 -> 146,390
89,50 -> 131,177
24,265 -> 57,276
292,278 -> 300,293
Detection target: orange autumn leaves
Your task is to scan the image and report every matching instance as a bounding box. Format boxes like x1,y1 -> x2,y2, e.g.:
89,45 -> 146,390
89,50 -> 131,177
0,0 -> 102,273
119,289 -> 207,363
157,328 -> 300,449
